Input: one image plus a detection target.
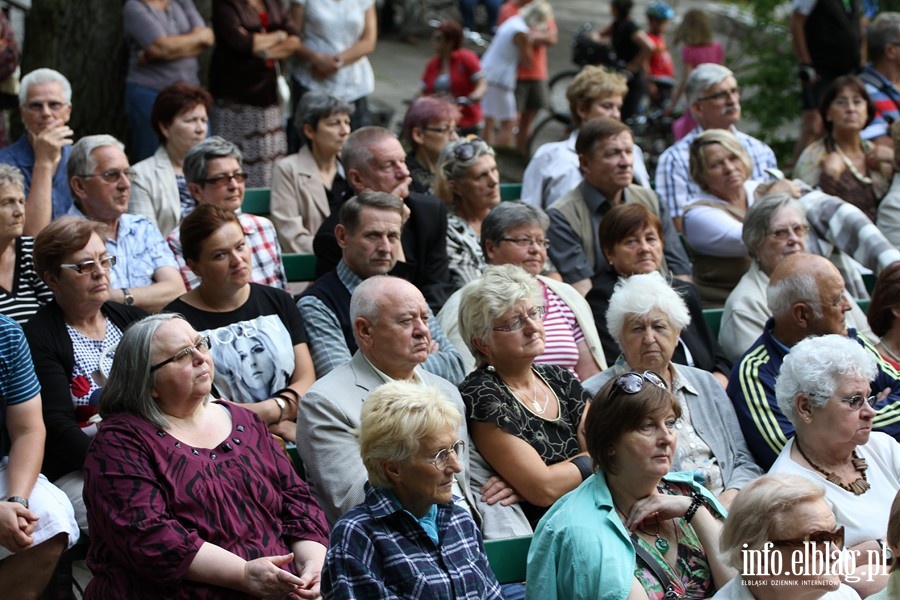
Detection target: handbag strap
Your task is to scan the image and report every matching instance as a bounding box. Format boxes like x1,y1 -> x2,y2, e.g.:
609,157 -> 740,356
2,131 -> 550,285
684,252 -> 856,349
630,532 -> 684,600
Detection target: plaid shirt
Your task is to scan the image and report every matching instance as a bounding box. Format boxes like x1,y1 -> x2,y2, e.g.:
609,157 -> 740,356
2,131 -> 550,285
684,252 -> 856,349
322,485 -> 503,600
167,211 -> 288,291
655,125 -> 777,219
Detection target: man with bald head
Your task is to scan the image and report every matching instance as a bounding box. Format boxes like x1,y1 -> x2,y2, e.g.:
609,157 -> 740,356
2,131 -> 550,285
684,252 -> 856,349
728,253 -> 900,469
297,274 -> 531,539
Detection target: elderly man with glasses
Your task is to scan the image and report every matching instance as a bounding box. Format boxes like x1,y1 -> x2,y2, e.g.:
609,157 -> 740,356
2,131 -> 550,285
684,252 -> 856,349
655,63 -> 779,231
166,136 -> 288,291
67,135 -> 184,312
0,68 -> 76,234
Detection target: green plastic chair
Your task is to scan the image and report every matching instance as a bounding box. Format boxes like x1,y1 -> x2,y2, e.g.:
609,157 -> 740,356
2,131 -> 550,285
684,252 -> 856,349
282,253 -> 317,283
242,187 -> 271,216
500,183 -> 522,202
703,308 -> 725,338
484,535 -> 532,584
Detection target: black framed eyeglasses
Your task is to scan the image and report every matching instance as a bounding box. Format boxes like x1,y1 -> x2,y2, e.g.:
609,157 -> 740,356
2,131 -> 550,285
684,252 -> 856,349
150,335 -> 211,372
424,125 -> 456,135
614,371 -> 668,394
80,169 -> 137,184
492,306 -> 546,332
60,255 -> 116,275
418,440 -> 465,470
767,223 -> 809,241
697,87 -> 740,103
199,171 -> 249,187
770,525 -> 845,549
499,237 -> 550,248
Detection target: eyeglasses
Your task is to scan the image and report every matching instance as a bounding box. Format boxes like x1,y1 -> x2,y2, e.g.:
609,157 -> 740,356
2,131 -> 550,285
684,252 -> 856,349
25,100 -> 66,113
199,171 -> 249,187
499,237 -> 550,248
150,335 -> 211,372
697,87 -> 740,103
614,371 -> 668,394
80,169 -> 137,184
810,392 -> 877,411
492,305 -> 546,332
418,439 -> 465,471
768,223 -> 809,241
770,526 -> 845,549
60,255 -> 117,275
424,125 -> 456,135
833,96 -> 866,108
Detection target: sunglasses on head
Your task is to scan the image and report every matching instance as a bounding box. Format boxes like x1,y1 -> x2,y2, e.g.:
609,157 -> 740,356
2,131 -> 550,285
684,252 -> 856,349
770,525 -> 845,549
613,371 -> 668,394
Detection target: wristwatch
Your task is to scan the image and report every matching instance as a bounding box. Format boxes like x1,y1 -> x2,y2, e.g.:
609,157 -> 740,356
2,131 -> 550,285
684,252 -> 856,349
877,538 -> 894,563
122,288 -> 134,306
6,496 -> 28,509
272,396 -> 286,423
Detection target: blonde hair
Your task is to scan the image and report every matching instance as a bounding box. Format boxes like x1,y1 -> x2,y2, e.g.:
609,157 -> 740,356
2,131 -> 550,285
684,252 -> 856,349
689,129 -> 752,190
674,9 -> 714,46
359,382 -> 462,488
565,66 -> 629,127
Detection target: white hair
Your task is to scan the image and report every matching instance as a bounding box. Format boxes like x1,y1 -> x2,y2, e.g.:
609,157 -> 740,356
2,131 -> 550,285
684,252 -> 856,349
606,271 -> 691,345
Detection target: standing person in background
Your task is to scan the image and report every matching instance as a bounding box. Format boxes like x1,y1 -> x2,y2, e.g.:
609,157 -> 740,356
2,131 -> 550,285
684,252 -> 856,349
420,20 -> 487,137
0,9 -> 20,149
122,0 -> 213,163
458,0 -> 501,34
644,2 -> 676,110
667,10 -> 724,140
480,0 -> 552,147
789,0 -> 864,167
210,0 -> 301,188
497,0 -> 558,155
860,12 -> 900,145
288,0 -> 377,143
599,0 -> 654,121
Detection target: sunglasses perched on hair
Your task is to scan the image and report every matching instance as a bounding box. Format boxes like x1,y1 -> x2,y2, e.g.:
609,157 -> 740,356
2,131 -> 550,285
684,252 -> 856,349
418,440 -> 466,470
613,371 -> 668,394
770,526 -> 845,549
451,138 -> 487,162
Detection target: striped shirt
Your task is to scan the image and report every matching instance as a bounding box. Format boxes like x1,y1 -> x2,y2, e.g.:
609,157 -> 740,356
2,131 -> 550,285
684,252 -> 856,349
536,282 -> 584,377
0,314 -> 40,459
0,236 -> 53,325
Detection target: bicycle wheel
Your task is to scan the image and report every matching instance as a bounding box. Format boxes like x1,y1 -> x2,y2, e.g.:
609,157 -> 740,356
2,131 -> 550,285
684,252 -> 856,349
527,113 -> 570,158
548,70 -> 578,122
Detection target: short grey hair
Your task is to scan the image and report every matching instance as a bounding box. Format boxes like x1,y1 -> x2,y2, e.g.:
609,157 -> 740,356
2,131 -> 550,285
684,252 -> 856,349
341,126 -> 395,174
686,63 -> 734,105
359,381 -> 462,489
742,193 -> 806,261
767,271 -> 822,319
20,68 -> 72,107
338,190 -> 405,233
606,271 -> 691,346
720,474 -> 827,569
481,201 -> 549,255
183,136 -> 243,184
294,90 -> 353,144
868,12 -> 900,64
775,334 -> 877,426
67,134 -> 125,181
99,314 -> 196,430
349,275 -> 398,344
0,164 -> 25,192
433,137 -> 495,208
458,264 -> 541,367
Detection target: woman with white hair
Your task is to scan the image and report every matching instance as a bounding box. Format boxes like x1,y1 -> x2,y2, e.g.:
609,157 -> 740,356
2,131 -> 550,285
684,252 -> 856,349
457,264 -> 593,527
770,334 -> 900,597
583,271 -> 761,507
322,381 -> 503,598
434,137 -> 501,288
713,473 -> 859,599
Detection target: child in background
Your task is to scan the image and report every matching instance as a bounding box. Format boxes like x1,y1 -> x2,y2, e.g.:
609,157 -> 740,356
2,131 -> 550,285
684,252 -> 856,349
668,9 -> 725,139
645,2 -> 675,109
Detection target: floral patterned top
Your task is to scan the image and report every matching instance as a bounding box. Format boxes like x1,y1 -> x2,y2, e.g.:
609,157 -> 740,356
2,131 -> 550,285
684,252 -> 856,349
632,480 -> 716,599
459,363 -> 591,526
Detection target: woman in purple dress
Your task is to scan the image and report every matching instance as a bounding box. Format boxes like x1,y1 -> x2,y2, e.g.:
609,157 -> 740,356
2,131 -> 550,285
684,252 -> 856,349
82,314 -> 329,599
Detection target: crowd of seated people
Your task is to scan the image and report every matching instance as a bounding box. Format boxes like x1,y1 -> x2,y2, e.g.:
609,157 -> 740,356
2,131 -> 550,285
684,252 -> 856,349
10,6 -> 900,598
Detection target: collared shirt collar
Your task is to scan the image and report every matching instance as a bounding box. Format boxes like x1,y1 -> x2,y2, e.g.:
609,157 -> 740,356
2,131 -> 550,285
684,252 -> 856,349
366,354 -> 424,385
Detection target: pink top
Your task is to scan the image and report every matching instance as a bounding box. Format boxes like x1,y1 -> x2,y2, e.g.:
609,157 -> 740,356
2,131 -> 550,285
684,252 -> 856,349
535,282 -> 584,377
673,42 -> 726,140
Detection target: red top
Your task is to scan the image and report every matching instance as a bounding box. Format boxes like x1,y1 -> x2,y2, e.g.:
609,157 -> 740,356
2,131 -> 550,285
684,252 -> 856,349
421,48 -> 484,128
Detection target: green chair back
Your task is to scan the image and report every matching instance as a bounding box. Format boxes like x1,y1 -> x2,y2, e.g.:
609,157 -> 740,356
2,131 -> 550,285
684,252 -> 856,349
857,299 -> 870,315
484,535 -> 532,584
703,308 -> 725,338
283,253 -> 317,283
500,183 -> 522,202
242,187 -> 271,216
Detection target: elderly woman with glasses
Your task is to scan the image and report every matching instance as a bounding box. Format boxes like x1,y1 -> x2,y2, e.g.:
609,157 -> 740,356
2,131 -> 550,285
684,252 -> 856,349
584,271 -> 761,507
164,205 -> 314,443
322,381 -> 503,598
271,90 -> 353,254
82,314 -> 329,599
770,334 -> 900,597
401,96 -> 461,195
23,217 -> 148,533
438,202 -> 606,379
455,265 -> 594,527
713,474 -> 859,599
527,369 -> 733,600
434,137 -> 501,289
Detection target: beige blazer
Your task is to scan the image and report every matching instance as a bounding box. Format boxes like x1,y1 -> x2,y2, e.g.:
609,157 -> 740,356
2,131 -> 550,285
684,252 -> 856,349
130,146 -> 181,237
270,145 -> 332,254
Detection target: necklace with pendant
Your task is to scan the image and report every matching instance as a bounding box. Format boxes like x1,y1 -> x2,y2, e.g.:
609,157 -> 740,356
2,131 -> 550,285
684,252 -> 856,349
613,500 -> 670,553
